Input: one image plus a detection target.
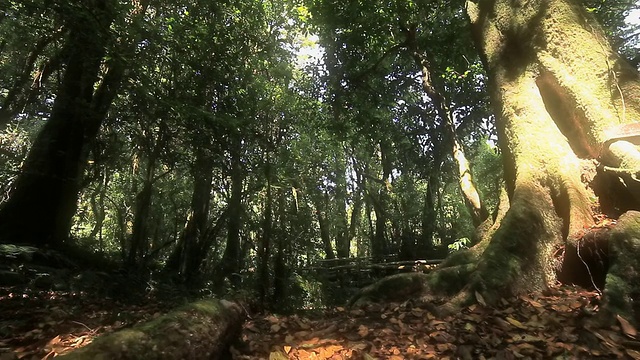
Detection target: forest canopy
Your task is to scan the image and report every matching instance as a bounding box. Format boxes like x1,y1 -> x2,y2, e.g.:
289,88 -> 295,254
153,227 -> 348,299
0,0 -> 639,315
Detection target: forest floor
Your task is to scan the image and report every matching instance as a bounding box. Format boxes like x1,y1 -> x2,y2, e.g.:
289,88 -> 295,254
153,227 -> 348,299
1,284 -> 640,359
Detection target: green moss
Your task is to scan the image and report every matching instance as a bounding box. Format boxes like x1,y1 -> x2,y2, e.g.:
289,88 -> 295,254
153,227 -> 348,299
427,264 -> 476,296
59,299 -> 240,360
603,211 -> 640,326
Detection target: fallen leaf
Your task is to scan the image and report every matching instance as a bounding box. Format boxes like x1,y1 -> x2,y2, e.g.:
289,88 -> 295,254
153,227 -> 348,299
475,291 -> 486,306
617,314 -> 637,338
358,325 -> 369,338
268,350 -> 288,360
505,316 -> 526,329
626,349 -> 640,360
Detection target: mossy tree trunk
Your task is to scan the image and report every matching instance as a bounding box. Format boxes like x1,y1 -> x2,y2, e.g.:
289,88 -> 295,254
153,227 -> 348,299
0,1 -> 115,247
58,299 -> 244,360
352,0 -> 640,325
455,0 -> 640,317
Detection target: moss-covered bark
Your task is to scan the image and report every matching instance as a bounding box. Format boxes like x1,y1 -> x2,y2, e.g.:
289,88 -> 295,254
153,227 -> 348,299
455,0 -> 640,300
350,0 -> 640,318
58,299 -> 244,360
602,211 -> 640,325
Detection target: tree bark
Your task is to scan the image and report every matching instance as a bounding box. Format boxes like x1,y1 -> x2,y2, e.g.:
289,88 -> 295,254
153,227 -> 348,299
257,152 -> 274,306
57,299 -> 244,360
334,148 -> 350,258
419,171 -> 439,258
403,27 -> 489,227
352,0 -> 640,324
458,0 -> 640,305
167,148 -> 214,282
0,1 -> 114,247
215,140 -> 244,287
313,191 -> 336,260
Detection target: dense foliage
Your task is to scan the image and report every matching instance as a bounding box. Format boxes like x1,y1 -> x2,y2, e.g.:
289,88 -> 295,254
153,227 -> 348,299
0,0 -> 637,309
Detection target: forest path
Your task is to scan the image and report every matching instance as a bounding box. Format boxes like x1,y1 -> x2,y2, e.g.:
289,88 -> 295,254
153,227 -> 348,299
1,284 -> 638,359
235,285 -> 639,359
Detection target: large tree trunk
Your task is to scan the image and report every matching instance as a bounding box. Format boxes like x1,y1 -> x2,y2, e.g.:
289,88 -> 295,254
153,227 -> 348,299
0,1 -> 114,247
461,0 -> 640,300
214,141 -> 244,287
352,0 -> 640,325
165,148 -> 214,283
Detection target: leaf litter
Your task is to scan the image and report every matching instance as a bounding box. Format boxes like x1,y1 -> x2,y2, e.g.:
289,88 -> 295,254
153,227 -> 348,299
234,285 -> 640,359
1,284 -> 639,359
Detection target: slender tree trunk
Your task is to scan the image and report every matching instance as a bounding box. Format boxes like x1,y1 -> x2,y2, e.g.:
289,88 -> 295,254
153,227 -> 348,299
272,190 -> 288,305
347,182 -> 363,247
404,27 -> 489,227
315,192 -> 336,260
257,157 -> 273,307
89,170 -> 110,245
419,172 -> 439,258
368,191 -> 389,261
168,149 -> 214,282
128,164 -> 155,267
0,1 -> 114,247
216,142 -> 244,286
0,28 -> 66,127
334,148 -> 350,258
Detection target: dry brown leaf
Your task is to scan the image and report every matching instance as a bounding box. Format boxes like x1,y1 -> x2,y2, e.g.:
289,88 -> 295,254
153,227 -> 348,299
626,349 -> 640,360
475,291 -> 486,306
46,335 -> 61,346
283,345 -> 292,354
617,314 -> 637,338
521,296 -> 543,308
358,325 -> 369,338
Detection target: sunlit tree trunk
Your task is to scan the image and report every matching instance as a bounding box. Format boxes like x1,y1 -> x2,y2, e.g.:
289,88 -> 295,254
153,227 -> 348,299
89,170 -> 110,252
453,0 -> 640,317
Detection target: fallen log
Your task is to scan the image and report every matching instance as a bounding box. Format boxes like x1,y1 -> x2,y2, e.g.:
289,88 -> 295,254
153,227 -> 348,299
58,299 -> 244,360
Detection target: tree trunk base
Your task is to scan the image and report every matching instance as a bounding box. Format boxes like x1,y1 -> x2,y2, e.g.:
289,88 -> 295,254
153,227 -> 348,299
601,211 -> 640,327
